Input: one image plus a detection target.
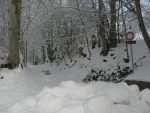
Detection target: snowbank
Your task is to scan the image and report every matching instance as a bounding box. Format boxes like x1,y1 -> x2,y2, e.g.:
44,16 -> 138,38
140,88 -> 150,106
8,81 -> 150,113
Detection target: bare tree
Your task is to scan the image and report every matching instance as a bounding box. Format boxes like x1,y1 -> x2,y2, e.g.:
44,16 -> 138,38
98,0 -> 109,56
109,0 -> 117,48
135,0 -> 150,51
8,0 -> 22,69
120,0 -> 150,51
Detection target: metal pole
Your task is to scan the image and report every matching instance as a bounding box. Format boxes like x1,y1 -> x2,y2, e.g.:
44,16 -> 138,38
130,44 -> 134,72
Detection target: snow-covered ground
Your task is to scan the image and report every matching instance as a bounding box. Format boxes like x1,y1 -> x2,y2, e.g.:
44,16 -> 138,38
0,40 -> 150,113
0,67 -> 51,112
1,67 -> 150,113
126,40 -> 150,82
126,54 -> 150,82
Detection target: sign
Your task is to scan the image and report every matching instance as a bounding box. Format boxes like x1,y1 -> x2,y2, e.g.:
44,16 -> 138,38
126,41 -> 136,44
125,32 -> 135,72
126,32 -> 134,41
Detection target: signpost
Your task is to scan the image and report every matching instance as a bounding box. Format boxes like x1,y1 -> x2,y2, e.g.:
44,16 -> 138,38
126,31 -> 136,72
126,41 -> 136,44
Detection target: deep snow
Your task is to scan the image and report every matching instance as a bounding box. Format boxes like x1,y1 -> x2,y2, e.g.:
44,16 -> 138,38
126,40 -> 150,82
0,40 -> 150,113
7,81 -> 150,113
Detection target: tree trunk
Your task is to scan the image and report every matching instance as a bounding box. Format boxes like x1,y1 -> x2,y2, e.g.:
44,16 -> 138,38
109,0 -> 117,48
98,0 -> 109,56
8,0 -> 21,69
135,0 -> 150,51
42,46 -> 46,64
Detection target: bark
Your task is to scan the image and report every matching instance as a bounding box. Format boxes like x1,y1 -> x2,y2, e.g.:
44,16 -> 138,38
8,0 -> 21,69
42,46 -> 46,63
135,0 -> 150,51
109,0 -> 117,48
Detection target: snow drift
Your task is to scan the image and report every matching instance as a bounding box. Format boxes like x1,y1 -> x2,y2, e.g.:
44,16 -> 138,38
8,81 -> 150,113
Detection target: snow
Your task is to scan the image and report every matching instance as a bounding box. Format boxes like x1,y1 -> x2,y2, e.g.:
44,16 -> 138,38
126,40 -> 150,82
125,55 -> 150,82
0,40 -> 150,113
1,65 -> 150,113
7,81 -> 150,113
140,89 -> 150,106
0,67 -> 52,112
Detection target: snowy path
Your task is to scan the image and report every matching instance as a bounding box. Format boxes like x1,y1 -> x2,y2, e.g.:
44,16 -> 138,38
126,40 -> 150,82
0,67 -> 53,113
0,65 -> 88,113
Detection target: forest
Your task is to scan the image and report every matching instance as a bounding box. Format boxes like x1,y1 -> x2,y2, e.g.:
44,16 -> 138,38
0,0 -> 150,113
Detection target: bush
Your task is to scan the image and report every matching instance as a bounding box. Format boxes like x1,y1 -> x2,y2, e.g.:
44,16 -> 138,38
83,66 -> 133,83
